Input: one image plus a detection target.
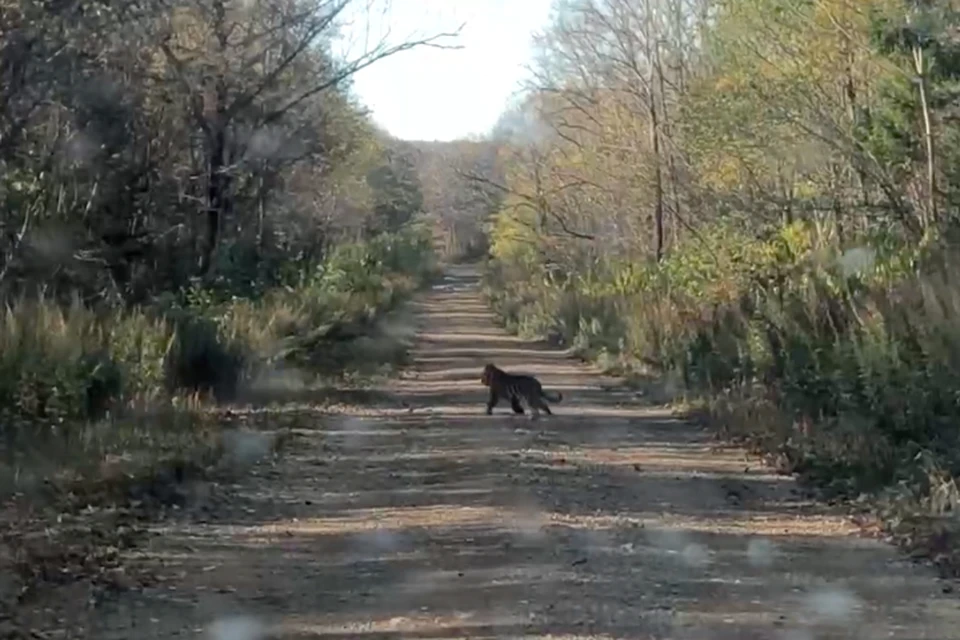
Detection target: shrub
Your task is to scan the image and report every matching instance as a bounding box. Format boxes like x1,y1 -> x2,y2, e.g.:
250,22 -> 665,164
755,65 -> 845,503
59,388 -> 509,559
486,220 -> 960,502
0,299 -> 173,447
0,226 -> 438,451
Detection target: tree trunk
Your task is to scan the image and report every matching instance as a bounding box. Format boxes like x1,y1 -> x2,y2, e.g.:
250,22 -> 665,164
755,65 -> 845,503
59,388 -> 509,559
653,38 -> 681,250
199,0 -> 231,276
843,53 -> 870,222
913,45 -> 937,227
649,100 -> 664,263
200,124 -> 229,275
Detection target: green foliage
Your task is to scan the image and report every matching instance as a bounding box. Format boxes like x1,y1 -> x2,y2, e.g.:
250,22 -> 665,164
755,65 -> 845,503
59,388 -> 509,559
366,150 -> 425,233
0,228 -> 437,448
108,310 -> 176,402
477,0 -> 960,567
0,300 -> 174,442
487,217 -> 960,495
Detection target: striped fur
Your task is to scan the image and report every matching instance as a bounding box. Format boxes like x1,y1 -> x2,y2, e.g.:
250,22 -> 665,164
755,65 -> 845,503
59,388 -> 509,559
480,363 -> 562,419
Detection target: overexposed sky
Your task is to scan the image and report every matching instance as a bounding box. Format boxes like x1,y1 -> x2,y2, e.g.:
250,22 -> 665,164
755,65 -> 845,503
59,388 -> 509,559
335,0 -> 553,141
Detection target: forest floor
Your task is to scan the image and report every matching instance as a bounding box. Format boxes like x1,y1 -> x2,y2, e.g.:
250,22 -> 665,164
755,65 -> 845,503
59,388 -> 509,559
5,264 -> 960,640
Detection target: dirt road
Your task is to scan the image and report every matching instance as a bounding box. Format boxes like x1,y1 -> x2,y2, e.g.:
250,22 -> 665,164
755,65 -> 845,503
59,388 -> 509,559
88,265 -> 957,639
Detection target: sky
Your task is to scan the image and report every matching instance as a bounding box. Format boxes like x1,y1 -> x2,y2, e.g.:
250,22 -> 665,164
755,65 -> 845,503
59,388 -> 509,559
334,0 -> 553,142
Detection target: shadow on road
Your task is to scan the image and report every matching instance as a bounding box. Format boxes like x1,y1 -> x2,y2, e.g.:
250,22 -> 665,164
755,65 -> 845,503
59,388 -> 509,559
89,265 -> 958,640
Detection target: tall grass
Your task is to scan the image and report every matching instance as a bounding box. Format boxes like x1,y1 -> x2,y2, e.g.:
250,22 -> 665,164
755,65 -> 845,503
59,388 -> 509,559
0,227 -> 437,496
486,221 -> 960,512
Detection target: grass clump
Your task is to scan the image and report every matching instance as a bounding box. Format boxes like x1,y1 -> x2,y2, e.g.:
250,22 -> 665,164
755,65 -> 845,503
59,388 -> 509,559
0,226 -> 437,499
486,220 -> 960,571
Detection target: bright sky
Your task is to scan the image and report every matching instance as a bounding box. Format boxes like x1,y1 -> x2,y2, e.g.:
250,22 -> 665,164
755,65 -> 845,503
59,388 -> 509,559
335,0 -> 553,142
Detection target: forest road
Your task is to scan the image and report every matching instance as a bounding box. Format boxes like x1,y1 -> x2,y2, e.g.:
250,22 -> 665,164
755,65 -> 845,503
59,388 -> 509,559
85,264 -> 959,639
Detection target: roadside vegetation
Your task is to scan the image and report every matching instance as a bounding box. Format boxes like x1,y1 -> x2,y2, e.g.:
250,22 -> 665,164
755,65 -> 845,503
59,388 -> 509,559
0,0 -> 451,612
476,0 -> 960,575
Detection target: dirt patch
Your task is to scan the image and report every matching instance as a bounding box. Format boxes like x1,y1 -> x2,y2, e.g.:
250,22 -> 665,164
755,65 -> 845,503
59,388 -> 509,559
7,265 -> 959,640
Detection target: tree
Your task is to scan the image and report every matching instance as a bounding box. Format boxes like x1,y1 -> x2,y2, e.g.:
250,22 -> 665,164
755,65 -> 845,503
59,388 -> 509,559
485,0 -> 960,294
0,0 -> 461,303
367,142 -> 424,234
137,0 -> 460,274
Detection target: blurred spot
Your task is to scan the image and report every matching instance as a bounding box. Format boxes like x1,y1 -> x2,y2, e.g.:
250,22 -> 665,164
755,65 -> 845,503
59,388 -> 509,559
778,629 -> 815,640
25,227 -> 74,265
337,416 -> 372,449
579,527 -> 613,554
681,542 -> 712,568
343,527 -> 416,566
63,131 -> 99,167
247,126 -> 283,160
747,537 -> 776,568
400,568 -> 455,596
247,366 -> 308,394
838,246 -> 876,278
645,526 -> 690,553
661,374 -> 682,401
221,429 -> 275,467
597,422 -> 630,444
509,502 -> 548,543
380,313 -> 417,343
206,616 -> 265,640
497,107 -> 550,146
353,527 -> 404,554
803,585 -> 863,624
645,528 -> 712,569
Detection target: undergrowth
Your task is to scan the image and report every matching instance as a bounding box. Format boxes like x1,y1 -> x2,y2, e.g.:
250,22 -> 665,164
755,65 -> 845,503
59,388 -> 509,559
0,226 -> 438,501
485,220 -> 960,574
